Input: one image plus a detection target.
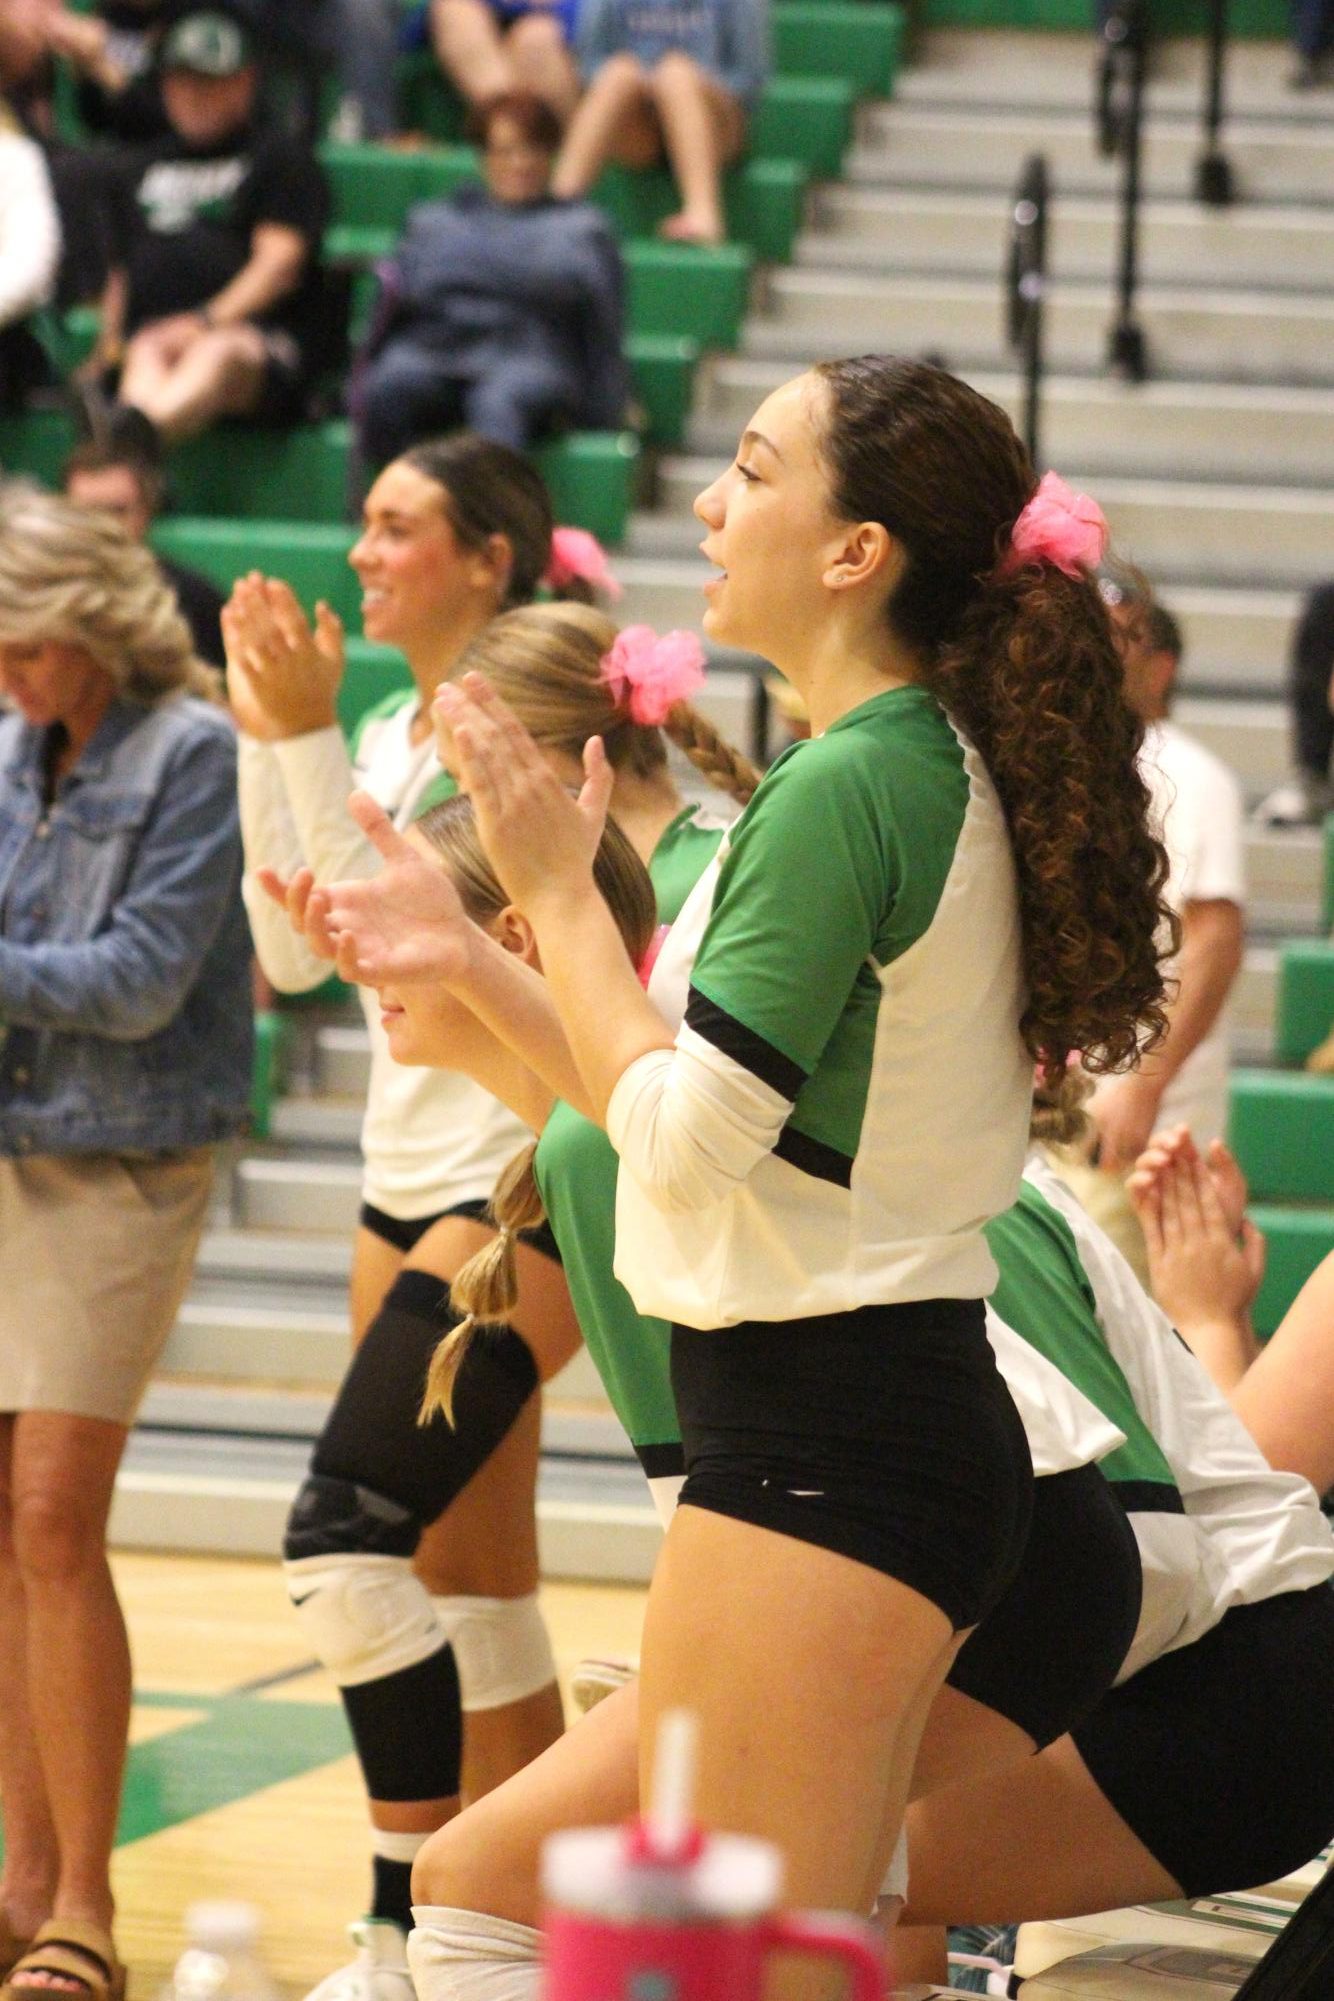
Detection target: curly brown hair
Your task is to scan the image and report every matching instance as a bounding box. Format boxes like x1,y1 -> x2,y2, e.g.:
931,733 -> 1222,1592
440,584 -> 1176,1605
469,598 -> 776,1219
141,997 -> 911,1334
813,356 -> 1174,1078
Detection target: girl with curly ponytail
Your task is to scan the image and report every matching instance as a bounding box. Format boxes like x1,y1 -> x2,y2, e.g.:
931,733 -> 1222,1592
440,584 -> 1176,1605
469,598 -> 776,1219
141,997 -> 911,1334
389,352 -> 1169,1980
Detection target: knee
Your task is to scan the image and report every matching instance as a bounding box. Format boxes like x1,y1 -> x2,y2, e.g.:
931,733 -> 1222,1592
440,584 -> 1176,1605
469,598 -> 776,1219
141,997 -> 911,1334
11,1488 -> 105,1585
283,1474 -> 437,1687
508,13 -> 562,54
412,1812 -> 494,1910
599,51 -> 646,90
651,48 -> 703,87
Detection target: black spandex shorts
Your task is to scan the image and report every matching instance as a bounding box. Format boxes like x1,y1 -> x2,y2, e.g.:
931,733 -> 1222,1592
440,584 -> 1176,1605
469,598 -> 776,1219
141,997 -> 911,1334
670,1300 -> 1034,1632
1074,1583 -> 1334,1897
359,1197 -> 560,1265
947,1464 -> 1142,1749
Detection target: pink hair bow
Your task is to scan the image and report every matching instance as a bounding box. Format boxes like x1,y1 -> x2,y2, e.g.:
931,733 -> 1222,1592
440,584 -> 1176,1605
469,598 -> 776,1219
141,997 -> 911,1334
1000,472 -> 1108,580
600,626 -> 706,726
546,526 -> 622,600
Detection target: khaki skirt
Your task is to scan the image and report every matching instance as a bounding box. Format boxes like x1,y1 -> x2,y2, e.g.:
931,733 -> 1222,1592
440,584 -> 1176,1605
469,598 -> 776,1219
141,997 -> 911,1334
0,1148 -> 215,1424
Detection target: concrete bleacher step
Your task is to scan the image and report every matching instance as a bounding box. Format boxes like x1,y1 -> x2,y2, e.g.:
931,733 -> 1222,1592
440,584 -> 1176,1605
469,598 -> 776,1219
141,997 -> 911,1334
847,102 -> 1334,206
1174,697 -> 1287,802
234,1157 -> 364,1236
692,359 -> 1334,490
894,28 -> 1327,122
745,268 -> 1334,387
313,1024 -> 374,1098
195,1222 -> 352,1285
162,1294 -> 347,1388
1245,828 -> 1323,935
635,473 -> 1334,590
1233,945 -> 1278,1066
801,187 -> 1334,293
111,1432 -> 662,1580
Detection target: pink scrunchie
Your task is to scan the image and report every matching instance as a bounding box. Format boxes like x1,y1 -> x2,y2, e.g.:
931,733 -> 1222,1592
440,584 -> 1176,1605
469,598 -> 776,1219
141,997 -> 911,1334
999,472 -> 1108,580
600,626 -> 706,726
545,526 -> 623,600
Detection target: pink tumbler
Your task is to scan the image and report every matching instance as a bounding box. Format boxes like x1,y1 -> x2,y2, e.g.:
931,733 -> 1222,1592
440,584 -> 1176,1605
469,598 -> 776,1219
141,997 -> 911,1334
541,1814 -> 888,2001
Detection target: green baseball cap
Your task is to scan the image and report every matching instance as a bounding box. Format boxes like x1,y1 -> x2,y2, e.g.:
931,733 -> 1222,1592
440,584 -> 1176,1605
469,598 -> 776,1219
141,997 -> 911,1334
160,9 -> 254,77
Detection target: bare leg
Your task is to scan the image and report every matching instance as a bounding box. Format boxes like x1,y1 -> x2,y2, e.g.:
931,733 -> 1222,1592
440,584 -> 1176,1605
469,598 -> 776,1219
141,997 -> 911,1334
120,327 -> 269,445
505,12 -> 580,122
0,1418 -> 58,1945
1232,1251 -> 1334,1493
551,54 -> 655,197
640,1506 -> 957,1997
116,320 -> 199,413
650,55 -> 744,244
349,1225 -> 405,1346
413,1682 -> 642,1920
9,1411 -> 133,1939
430,0 -> 515,107
902,1733 -> 1181,1928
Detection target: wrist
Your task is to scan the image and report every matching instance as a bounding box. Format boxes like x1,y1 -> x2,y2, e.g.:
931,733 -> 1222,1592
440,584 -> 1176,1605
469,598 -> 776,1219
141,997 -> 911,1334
269,710 -> 339,741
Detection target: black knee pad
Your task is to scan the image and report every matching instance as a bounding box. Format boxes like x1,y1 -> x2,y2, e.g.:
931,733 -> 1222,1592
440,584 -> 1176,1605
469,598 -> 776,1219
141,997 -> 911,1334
283,1471 -> 421,1563
310,1268 -> 542,1528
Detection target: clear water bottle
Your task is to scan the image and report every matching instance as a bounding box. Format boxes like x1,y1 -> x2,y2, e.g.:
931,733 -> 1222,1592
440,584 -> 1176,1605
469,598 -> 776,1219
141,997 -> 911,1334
160,1904 -> 282,2001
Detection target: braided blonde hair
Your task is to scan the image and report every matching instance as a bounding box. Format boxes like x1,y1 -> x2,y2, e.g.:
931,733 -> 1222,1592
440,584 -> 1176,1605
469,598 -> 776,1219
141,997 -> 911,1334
455,603 -> 760,806
413,794 -> 657,1423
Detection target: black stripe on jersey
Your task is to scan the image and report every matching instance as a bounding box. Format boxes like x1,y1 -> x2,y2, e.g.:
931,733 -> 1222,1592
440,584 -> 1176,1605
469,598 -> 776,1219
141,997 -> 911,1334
636,1441 -> 687,1480
685,988 -> 807,1100
774,1122 -> 854,1189
1108,1479 -> 1187,1516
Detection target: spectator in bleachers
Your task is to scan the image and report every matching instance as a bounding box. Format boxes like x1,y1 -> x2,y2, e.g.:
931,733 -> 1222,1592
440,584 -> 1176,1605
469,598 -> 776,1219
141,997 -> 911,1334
39,0 -> 172,145
1053,572 -> 1246,1289
62,434 -> 226,667
0,484 -> 251,2001
429,0 -> 580,127
1255,582 -> 1334,829
0,98 -> 61,411
550,0 -> 770,246
1290,0 -> 1333,87
82,4 -> 330,445
355,90 -> 626,462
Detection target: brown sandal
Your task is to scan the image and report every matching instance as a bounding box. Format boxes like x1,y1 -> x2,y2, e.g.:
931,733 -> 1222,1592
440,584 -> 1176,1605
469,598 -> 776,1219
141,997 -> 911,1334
0,1922 -> 125,2001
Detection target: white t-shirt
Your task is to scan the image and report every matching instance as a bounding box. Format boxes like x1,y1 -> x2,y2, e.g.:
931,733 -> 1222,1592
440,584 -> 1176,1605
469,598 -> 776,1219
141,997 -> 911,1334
239,703 -> 526,1219
1139,719 -> 1246,1145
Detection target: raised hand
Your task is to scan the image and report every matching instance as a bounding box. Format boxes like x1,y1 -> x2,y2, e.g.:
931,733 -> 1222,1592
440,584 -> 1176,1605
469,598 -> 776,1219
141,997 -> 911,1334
255,863 -> 341,964
222,573 -> 344,740
318,793 -> 480,988
434,674 -> 612,912
1131,1144 -> 1265,1366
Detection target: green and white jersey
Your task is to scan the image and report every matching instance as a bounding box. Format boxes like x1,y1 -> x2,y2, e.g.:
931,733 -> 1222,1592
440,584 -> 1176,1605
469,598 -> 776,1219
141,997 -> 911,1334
239,690 -> 526,1217
1024,1155 -> 1334,1666
649,802 -> 736,924
606,684 -> 1032,1328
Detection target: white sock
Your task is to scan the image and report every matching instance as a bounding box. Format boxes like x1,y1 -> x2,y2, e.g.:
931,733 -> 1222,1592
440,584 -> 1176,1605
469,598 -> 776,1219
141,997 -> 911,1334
372,1828 -> 430,1865
408,1907 -> 542,2001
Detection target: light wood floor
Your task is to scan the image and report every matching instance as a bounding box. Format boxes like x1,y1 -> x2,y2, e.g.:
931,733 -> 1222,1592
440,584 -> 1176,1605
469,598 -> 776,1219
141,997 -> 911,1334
109,1552 -> 649,1999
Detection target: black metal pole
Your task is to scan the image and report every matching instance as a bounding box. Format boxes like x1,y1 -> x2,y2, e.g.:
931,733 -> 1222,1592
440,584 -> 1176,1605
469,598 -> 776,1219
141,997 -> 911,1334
1106,0 -> 1148,380
1196,0 -> 1235,204
1006,155 -> 1049,468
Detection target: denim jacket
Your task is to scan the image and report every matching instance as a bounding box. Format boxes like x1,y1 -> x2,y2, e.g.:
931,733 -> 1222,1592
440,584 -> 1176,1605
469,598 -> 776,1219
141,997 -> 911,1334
0,694 -> 254,1156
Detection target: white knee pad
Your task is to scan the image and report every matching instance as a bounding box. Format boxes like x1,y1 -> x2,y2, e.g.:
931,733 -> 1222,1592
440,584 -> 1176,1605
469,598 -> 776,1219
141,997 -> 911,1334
408,1907 -> 541,2001
430,1593 -> 557,1712
285,1552 -> 443,1688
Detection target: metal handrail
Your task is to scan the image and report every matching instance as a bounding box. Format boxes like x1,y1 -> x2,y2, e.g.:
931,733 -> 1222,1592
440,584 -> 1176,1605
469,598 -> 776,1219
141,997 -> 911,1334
1095,0 -> 1150,380
1196,0 -> 1236,205
1005,154 -> 1050,467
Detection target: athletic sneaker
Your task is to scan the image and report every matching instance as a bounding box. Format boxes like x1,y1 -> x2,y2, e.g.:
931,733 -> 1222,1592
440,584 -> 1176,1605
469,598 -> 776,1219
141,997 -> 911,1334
1253,773 -> 1334,829
570,1656 -> 638,1715
302,1921 -> 413,2001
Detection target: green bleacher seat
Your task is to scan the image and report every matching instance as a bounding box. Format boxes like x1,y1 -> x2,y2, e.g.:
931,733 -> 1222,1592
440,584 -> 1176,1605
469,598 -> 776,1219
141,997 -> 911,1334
751,76 -> 856,179
152,519 -> 361,620
537,431 -> 639,543
1275,940 -> 1334,1068
625,241 -> 752,347
250,1010 -> 292,1141
1229,1068 -> 1334,1205
319,141 -> 476,235
627,333 -> 700,446
922,0 -> 1284,35
396,49 -> 469,143
340,639 -> 413,736
1251,1204 -> 1334,1339
773,2 -> 903,95
593,158 -> 808,264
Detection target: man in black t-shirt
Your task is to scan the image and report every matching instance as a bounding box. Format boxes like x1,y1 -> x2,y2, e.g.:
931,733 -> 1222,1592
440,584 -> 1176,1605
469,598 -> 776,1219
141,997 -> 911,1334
85,4 -> 330,444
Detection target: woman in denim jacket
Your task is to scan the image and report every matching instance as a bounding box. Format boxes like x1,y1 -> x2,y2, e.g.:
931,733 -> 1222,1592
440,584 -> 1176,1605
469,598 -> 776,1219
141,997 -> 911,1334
0,486 -> 251,2001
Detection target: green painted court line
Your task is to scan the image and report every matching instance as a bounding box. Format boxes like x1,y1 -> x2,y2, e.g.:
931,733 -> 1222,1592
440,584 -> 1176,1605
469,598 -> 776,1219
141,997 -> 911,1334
116,1696 -> 352,1848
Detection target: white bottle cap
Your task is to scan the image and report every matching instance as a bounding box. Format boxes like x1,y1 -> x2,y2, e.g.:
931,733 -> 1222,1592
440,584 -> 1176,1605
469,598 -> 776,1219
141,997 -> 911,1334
542,1827 -> 783,1922
184,1904 -> 262,1951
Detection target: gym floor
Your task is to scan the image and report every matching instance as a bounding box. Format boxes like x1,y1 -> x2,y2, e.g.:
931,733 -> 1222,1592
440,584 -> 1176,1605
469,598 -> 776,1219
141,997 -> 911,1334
108,1555 -> 648,1997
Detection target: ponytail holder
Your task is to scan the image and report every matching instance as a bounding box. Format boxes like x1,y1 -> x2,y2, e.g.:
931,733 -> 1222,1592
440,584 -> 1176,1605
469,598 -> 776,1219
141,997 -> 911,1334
600,625 -> 706,727
999,472 -> 1108,581
545,525 -> 622,600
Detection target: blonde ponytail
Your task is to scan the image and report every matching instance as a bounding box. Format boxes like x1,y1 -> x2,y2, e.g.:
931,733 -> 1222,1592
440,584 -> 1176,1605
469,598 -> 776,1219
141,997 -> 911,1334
663,701 -> 760,805
420,1143 -> 547,1425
